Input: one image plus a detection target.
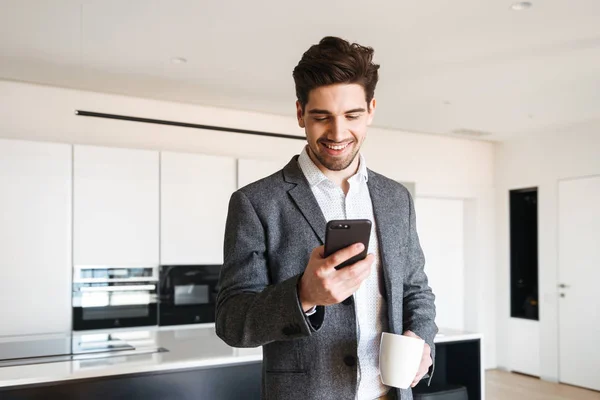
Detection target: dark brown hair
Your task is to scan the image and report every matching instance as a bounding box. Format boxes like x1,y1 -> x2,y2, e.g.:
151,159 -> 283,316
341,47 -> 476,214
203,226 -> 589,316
293,36 -> 380,113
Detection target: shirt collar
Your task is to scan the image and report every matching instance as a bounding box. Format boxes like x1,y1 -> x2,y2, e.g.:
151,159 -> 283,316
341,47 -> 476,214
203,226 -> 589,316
298,146 -> 369,188
356,153 -> 369,183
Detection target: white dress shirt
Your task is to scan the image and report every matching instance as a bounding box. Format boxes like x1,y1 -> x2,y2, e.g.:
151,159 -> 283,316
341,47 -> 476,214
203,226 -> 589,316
298,147 -> 389,400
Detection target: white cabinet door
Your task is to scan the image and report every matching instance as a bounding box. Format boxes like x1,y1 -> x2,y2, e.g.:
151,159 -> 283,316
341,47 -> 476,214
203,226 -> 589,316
74,145 -> 159,266
0,139 -> 72,336
161,152 -> 236,265
237,158 -> 285,189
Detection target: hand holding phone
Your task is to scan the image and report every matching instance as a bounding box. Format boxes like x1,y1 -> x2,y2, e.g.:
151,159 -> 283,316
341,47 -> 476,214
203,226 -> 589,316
297,219 -> 374,311
324,219 -> 372,269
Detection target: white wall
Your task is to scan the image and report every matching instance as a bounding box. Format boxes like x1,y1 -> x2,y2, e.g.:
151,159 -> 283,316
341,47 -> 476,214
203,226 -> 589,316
0,79 -> 496,367
415,198 -> 465,331
495,129 -> 600,380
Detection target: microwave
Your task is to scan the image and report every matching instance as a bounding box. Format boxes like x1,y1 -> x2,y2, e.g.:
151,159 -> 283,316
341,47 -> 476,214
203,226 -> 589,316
158,265 -> 221,326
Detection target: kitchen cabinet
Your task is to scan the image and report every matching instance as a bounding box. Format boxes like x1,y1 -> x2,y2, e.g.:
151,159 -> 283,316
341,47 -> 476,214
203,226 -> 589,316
73,145 -> 159,266
160,152 -> 236,265
0,139 -> 72,335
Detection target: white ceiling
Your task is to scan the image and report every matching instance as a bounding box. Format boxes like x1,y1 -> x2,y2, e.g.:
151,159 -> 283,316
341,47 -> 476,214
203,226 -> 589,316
1,0 -> 599,142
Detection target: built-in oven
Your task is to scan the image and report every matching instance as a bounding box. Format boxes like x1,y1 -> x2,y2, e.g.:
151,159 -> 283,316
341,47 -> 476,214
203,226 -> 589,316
72,266 -> 158,331
158,265 -> 220,326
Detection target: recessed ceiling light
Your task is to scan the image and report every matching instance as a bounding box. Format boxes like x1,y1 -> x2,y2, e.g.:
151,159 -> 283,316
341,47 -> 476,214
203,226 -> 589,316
171,57 -> 187,64
511,2 -> 532,11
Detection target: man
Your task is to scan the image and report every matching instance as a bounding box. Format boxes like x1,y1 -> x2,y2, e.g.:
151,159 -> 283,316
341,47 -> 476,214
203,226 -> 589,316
216,36 -> 437,400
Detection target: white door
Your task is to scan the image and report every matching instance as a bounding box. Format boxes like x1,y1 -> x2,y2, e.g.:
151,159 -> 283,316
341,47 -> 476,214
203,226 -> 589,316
160,152 -> 236,265
74,145 -> 159,266
415,197 -> 465,331
558,175 -> 600,391
237,158 -> 285,189
0,139 -> 72,335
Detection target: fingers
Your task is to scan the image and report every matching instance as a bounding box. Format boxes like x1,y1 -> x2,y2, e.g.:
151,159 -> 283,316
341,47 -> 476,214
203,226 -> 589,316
411,350 -> 433,387
411,377 -> 420,387
403,330 -> 418,338
337,253 -> 374,281
327,255 -> 373,302
411,366 -> 428,387
306,244 -> 373,306
311,245 -> 325,259
325,242 -> 365,270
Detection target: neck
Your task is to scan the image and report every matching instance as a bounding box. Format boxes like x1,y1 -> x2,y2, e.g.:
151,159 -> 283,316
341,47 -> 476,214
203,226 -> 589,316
307,149 -> 361,193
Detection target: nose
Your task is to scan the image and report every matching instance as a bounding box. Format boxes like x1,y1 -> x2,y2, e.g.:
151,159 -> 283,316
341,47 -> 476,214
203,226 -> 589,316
329,116 -> 347,141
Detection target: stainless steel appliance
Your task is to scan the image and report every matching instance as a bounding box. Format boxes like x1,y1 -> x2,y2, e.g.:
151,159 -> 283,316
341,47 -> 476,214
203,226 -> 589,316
72,266 -> 158,330
158,265 -> 220,326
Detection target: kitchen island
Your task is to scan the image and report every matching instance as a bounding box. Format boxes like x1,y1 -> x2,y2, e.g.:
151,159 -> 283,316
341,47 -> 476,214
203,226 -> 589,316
0,325 -> 262,400
0,326 -> 483,399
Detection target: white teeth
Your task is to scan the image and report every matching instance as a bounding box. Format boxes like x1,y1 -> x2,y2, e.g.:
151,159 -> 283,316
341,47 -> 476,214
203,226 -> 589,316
324,143 -> 349,151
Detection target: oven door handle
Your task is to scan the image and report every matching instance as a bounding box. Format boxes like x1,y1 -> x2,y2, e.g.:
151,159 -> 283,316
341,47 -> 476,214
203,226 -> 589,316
79,285 -> 156,292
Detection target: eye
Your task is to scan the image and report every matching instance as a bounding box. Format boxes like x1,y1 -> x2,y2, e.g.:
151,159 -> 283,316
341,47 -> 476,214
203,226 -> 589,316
346,114 -> 360,120
313,117 -> 328,122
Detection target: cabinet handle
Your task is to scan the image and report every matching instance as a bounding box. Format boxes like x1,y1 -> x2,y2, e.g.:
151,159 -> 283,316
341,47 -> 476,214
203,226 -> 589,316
558,283 -> 570,289
80,285 -> 156,292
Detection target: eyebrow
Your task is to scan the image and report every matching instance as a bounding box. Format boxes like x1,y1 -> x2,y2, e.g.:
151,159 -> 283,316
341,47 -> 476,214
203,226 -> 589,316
307,108 -> 366,115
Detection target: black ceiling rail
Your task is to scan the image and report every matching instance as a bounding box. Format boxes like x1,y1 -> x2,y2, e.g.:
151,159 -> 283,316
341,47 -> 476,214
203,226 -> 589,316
75,110 -> 306,141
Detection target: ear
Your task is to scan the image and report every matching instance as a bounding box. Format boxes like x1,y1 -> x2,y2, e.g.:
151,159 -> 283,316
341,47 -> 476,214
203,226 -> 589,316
366,98 -> 376,125
296,101 -> 305,128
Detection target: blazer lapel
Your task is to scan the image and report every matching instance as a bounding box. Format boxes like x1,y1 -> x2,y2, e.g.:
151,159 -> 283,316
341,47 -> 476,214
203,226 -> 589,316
367,170 -> 402,327
283,156 -> 327,244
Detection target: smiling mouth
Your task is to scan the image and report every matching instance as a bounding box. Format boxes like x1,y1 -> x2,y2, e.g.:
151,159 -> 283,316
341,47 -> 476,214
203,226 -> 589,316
320,141 -> 352,151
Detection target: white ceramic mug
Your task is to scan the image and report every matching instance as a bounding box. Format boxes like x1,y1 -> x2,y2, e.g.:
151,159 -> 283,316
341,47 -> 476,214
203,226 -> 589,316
379,332 -> 424,389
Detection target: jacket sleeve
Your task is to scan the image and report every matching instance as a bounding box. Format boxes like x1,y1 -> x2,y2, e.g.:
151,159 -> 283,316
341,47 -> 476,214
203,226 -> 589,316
402,190 -> 438,381
216,190 -> 324,348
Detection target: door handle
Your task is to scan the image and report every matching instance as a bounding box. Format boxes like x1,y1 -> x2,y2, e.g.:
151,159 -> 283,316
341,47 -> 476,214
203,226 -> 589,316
558,283 -> 570,289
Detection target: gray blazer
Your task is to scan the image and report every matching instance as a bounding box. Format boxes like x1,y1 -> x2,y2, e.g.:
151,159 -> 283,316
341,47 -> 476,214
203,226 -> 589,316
216,156 -> 437,400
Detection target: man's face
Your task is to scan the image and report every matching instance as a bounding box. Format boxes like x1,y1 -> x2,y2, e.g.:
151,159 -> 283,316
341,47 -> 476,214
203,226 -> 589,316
296,84 -> 376,172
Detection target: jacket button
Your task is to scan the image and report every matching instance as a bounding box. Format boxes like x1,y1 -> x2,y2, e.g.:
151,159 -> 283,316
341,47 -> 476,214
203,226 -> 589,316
343,355 -> 356,367
342,297 -> 353,306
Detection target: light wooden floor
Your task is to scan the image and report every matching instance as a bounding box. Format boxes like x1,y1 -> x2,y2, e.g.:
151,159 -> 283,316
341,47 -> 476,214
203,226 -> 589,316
486,370 -> 600,400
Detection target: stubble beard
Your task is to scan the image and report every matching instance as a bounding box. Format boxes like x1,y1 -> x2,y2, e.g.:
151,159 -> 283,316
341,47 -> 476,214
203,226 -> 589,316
308,141 -> 361,172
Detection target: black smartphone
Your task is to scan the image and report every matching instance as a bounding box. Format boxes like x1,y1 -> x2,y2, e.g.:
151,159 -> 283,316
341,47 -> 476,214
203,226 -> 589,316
324,219 -> 372,270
